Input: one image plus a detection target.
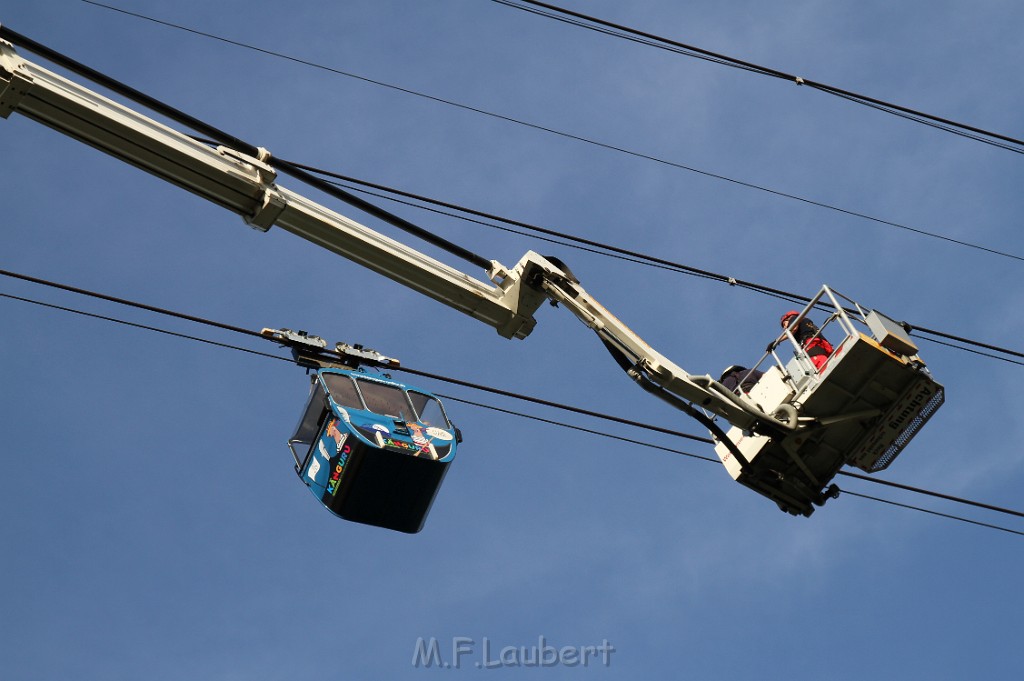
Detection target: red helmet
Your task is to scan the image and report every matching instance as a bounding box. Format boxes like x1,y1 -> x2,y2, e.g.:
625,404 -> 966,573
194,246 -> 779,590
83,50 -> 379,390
781,310 -> 800,327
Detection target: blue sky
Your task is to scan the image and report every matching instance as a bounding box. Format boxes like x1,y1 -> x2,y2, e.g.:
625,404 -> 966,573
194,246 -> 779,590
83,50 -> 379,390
2,1 -> 1023,678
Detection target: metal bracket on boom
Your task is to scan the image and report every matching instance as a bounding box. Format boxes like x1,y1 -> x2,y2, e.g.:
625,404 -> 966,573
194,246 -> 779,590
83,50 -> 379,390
219,146 -> 286,231
0,39 -> 32,118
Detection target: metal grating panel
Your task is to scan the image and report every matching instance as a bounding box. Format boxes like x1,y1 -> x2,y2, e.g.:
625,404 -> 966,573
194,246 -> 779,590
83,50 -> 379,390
868,385 -> 945,472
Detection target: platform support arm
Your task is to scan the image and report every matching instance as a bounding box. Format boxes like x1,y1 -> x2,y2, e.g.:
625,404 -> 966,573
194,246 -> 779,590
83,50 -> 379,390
516,252 -> 793,434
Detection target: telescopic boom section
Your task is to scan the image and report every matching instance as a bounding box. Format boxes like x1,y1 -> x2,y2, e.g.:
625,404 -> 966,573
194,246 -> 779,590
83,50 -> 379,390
0,38 -> 544,339
0,37 -> 785,431
527,258 -> 782,432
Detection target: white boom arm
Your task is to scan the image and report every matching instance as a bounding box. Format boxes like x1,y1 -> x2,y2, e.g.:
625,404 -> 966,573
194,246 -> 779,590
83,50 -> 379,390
0,37 -> 547,339
0,36 -> 780,433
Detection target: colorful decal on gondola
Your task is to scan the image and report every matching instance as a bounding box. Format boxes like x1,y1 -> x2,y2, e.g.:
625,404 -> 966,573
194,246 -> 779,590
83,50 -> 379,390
316,418 -> 351,497
327,419 -> 346,447
327,442 -> 351,497
382,437 -> 419,453
408,423 -> 428,446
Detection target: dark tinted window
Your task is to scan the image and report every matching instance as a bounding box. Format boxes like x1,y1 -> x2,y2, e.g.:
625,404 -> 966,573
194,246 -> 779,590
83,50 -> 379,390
291,382 -> 327,445
408,392 -> 450,428
321,373 -> 364,409
356,379 -> 413,419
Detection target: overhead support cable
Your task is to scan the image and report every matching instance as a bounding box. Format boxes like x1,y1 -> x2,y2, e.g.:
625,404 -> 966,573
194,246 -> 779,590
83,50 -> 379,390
0,267 -> 713,445
399,366 -> 712,444
837,470 -> 1024,520
4,287 -> 1023,537
840,490 -> 1024,537
493,0 -> 1024,154
2,267 -> 1024,533
451,394 -> 1024,537
0,290 -> 288,362
64,5 -> 1024,264
274,166 -> 1024,367
276,159 -> 808,303
0,268 -> 265,339
439,393 -> 713,462
0,24 -> 492,272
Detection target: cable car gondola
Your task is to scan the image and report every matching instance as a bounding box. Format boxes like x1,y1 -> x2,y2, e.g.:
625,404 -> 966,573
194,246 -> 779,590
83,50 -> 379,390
262,329 -> 460,533
287,367 -> 459,533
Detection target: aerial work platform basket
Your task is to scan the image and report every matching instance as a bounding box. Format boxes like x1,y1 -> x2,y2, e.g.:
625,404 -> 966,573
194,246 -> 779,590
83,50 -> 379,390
713,286 -> 944,516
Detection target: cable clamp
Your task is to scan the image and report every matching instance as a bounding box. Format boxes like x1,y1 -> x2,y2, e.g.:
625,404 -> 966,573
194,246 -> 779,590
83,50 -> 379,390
218,145 -> 278,186
728,277 -> 738,286
794,76 -> 805,86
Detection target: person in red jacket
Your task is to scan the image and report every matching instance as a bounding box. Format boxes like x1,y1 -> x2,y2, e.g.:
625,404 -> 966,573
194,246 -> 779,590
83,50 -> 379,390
781,311 -> 834,370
